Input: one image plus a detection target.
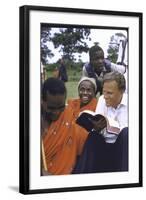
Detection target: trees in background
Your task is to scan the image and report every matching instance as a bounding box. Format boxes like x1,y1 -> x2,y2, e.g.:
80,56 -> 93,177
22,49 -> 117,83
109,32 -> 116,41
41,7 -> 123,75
41,26 -> 54,65
41,25 -> 127,65
51,28 -> 91,61
41,26 -> 91,64
107,32 -> 127,63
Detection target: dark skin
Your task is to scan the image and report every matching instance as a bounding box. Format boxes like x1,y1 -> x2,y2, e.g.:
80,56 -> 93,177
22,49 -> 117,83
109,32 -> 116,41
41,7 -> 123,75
90,50 -> 104,76
41,93 -> 66,137
78,80 -> 106,132
41,92 -> 66,175
42,93 -> 66,123
78,80 -> 96,108
91,118 -> 107,132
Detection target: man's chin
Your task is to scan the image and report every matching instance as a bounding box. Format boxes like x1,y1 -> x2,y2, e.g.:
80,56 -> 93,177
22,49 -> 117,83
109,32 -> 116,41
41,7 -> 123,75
105,102 -> 111,107
51,116 -> 60,121
81,99 -> 90,106
95,67 -> 103,73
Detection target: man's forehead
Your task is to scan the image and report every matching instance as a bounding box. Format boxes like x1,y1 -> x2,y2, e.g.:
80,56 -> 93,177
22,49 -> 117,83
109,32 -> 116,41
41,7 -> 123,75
79,80 -> 94,88
103,80 -> 119,90
46,92 -> 65,98
46,93 -> 66,102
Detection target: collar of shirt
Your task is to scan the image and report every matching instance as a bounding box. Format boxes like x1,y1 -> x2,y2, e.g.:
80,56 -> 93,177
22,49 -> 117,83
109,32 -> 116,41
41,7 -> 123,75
116,93 -> 127,109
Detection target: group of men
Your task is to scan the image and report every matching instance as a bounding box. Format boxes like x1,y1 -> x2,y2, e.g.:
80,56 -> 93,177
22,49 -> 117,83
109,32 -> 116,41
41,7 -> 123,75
41,44 -> 128,175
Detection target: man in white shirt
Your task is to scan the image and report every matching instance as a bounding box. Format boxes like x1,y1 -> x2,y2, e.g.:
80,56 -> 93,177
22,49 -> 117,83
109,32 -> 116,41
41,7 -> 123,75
73,71 -> 128,174
95,74 -> 128,143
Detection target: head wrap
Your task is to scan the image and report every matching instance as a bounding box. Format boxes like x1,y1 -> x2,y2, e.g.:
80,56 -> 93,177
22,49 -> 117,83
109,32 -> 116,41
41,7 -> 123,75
78,77 -> 97,92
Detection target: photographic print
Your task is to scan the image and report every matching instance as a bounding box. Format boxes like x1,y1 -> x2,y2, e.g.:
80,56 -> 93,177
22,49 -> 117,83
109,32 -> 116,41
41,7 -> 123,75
19,5 -> 142,194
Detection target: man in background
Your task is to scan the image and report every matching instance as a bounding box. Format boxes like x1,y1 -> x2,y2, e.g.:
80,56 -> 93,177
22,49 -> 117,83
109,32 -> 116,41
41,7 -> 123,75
82,45 -> 126,94
58,58 -> 68,82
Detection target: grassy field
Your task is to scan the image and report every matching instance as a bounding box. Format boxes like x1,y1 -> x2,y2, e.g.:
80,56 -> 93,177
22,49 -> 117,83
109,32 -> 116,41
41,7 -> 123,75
65,81 -> 79,100
45,67 -> 82,100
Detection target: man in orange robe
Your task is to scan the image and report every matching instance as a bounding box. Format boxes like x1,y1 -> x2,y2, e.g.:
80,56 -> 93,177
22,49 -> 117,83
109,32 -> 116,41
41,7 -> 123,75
67,76 -> 97,121
41,77 -> 97,175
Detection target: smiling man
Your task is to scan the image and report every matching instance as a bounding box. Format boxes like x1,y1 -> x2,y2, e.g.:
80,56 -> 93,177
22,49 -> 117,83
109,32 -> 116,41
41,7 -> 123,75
67,76 -> 98,125
78,77 -> 97,107
96,71 -> 128,143
72,71 -> 128,174
94,71 -> 128,171
41,77 -> 91,175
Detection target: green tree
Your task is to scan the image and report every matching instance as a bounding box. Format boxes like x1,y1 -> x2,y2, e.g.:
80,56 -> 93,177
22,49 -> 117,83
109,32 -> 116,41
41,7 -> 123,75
41,25 -> 54,65
107,32 -> 126,63
51,28 -> 91,61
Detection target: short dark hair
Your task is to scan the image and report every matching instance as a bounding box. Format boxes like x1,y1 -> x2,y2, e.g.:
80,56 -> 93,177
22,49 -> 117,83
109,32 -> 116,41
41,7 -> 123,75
103,71 -> 126,92
42,77 -> 67,101
89,45 -> 104,59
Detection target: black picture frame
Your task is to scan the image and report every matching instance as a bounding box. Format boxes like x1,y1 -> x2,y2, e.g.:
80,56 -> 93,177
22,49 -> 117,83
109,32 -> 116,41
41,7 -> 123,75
19,5 -> 143,194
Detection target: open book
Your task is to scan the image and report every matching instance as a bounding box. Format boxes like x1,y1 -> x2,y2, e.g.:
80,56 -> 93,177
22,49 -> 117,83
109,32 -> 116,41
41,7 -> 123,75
76,110 -> 120,135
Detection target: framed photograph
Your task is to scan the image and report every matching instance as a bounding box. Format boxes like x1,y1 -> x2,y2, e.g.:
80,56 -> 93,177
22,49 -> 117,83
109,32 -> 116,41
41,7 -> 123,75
19,5 -> 143,194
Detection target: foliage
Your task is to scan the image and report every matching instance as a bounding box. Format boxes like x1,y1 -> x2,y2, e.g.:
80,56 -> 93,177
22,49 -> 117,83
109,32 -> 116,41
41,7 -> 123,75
107,32 -> 127,63
50,27 -> 91,61
41,25 -> 54,65
45,62 -> 82,82
107,42 -> 119,63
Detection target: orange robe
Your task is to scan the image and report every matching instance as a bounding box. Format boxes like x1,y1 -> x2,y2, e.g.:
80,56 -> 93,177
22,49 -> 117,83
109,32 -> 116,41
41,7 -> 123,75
67,97 -> 97,122
42,98 -> 97,175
